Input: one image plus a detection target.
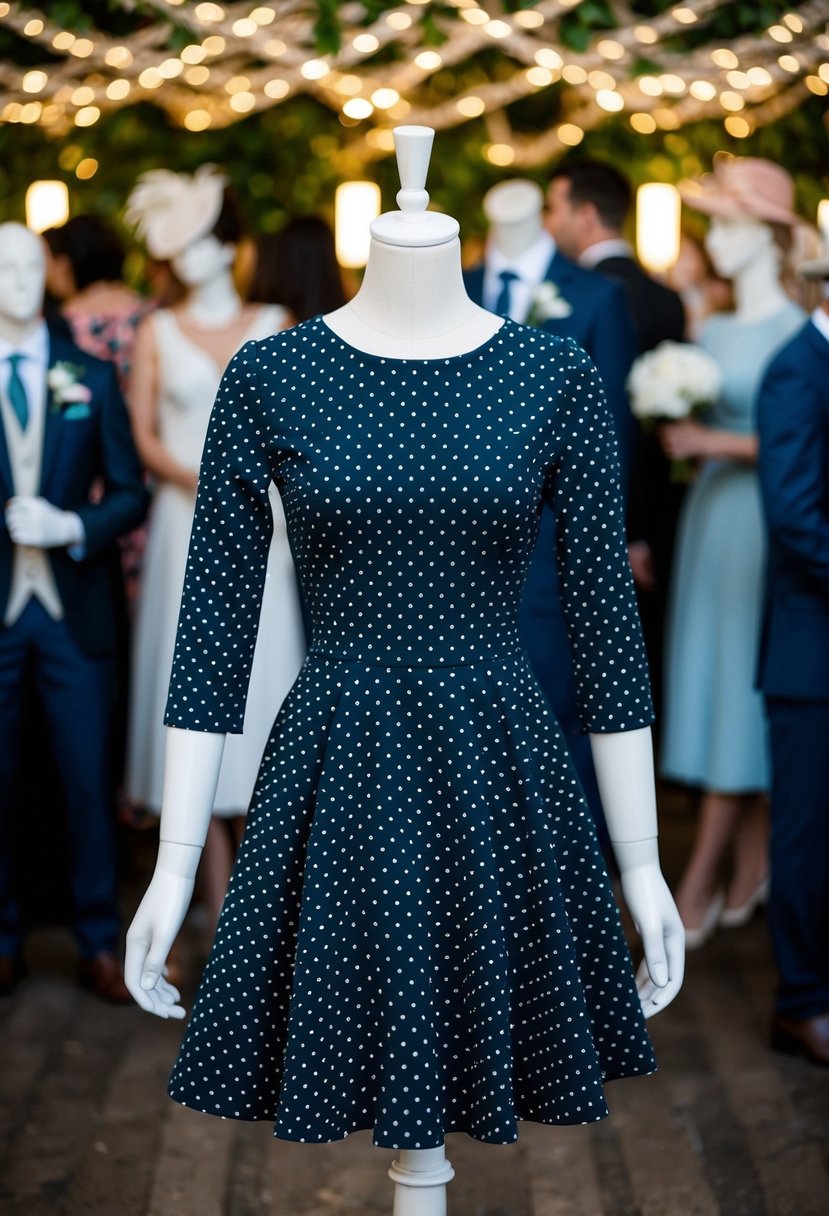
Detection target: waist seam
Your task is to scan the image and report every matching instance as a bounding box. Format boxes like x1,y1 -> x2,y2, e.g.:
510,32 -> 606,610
307,646 -> 523,670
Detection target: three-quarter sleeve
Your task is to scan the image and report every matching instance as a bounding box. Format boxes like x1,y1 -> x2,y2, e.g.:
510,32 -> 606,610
545,339 -> 654,732
164,342 -> 275,733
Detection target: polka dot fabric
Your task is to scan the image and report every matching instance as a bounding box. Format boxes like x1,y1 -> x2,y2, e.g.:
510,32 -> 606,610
165,316 -> 656,1148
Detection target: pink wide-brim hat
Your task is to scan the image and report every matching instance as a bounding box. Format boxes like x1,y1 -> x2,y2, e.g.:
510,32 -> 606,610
679,157 -> 801,228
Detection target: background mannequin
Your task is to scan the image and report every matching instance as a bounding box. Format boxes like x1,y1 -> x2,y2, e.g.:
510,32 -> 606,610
125,129 -> 683,1216
465,179 -> 639,859
0,223 -> 146,999
124,167 -> 305,929
660,158 -> 805,947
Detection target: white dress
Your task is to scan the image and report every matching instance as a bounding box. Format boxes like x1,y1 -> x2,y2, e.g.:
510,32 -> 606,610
125,306 -> 306,815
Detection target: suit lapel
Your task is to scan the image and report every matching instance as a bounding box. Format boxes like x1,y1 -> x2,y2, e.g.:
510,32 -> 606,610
39,331 -> 65,494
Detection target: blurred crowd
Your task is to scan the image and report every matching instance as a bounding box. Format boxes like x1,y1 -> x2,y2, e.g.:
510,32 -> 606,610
1,153 -> 827,1065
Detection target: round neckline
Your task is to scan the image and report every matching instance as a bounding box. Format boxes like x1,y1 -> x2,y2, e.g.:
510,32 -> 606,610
315,314 -> 509,365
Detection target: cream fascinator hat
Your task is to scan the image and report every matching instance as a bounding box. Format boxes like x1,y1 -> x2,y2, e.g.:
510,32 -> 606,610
679,156 -> 801,228
125,164 -> 228,259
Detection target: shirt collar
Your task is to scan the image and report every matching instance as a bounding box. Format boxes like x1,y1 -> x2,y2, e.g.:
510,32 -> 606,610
579,238 -> 635,269
811,306 -> 829,346
0,320 -> 49,367
486,230 -> 556,284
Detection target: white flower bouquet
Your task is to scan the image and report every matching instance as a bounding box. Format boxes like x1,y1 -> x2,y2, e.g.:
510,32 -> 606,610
626,340 -> 721,481
627,340 -> 721,422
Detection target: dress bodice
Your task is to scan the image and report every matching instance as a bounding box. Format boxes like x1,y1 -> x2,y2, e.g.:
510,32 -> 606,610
153,305 -> 285,466
700,303 -> 804,433
166,316 -> 652,736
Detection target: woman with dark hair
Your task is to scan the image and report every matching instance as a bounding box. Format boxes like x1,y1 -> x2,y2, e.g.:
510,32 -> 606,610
123,167 -> 305,928
43,215 -> 149,390
248,215 -> 346,322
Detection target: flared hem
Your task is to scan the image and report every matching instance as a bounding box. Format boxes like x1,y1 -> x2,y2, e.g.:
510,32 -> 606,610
167,1064 -> 657,1149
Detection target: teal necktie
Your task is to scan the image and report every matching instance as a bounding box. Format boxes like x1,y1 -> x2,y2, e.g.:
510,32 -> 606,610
494,270 -> 519,318
6,354 -> 29,431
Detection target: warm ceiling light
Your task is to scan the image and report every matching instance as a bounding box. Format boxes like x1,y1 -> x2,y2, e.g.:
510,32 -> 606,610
371,88 -> 400,109
342,97 -> 373,120
535,49 -> 563,70
264,78 -> 289,99
353,34 -> 379,53
561,65 -> 587,84
711,48 -> 739,69
335,181 -> 381,269
630,113 -> 657,134
26,181 -> 69,232
105,46 -> 132,68
159,59 -> 183,79
184,109 -> 212,131
690,80 -> 717,101
526,67 -> 553,88
22,71 -> 48,94
229,92 -> 255,113
456,95 -> 485,117
301,59 -> 330,80
184,66 -> 210,85
557,123 -> 584,146
637,182 -> 681,272
596,89 -> 624,112
195,3 -> 225,22
768,25 -> 793,43
724,115 -> 751,137
74,105 -> 101,126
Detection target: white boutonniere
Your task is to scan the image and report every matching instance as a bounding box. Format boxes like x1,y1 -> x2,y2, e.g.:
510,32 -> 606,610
47,361 -> 93,418
526,280 -> 573,325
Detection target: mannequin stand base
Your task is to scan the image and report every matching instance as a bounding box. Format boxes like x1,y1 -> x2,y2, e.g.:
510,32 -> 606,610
389,1146 -> 455,1215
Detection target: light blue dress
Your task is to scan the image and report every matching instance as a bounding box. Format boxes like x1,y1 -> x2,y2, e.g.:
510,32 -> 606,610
662,303 -> 804,792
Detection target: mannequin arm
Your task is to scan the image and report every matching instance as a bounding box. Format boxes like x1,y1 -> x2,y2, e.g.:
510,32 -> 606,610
128,316 -> 200,492
589,727 -> 685,1018
125,727 -> 225,1018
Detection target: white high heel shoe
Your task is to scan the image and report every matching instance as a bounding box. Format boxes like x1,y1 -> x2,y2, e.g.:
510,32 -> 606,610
719,875 -> 770,928
683,891 -> 725,951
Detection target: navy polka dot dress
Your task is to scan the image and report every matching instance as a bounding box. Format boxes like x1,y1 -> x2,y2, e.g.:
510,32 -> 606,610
164,316 -> 656,1148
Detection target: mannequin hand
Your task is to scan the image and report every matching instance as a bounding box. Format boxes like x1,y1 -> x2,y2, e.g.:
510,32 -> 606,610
620,862 -> 685,1018
125,871 -> 194,1019
5,496 -> 83,548
658,419 -> 711,461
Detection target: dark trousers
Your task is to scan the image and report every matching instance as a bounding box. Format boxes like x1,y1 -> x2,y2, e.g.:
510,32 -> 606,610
0,598 -> 119,959
766,697 -> 829,1019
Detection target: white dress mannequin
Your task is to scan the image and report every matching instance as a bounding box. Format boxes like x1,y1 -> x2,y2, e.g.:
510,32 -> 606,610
126,129 -> 683,1216
125,227 -> 305,925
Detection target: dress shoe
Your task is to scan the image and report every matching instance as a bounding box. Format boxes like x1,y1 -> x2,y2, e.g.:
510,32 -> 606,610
0,955 -> 26,996
719,874 -> 769,928
771,1011 -> 829,1067
683,891 -> 724,951
78,953 -> 132,1004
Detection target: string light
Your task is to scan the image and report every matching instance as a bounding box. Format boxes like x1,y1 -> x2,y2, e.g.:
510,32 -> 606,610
630,113 -> 657,134
185,66 -> 210,86
76,158 -> 98,180
251,7 -> 275,24
264,79 -> 289,99
596,89 -> 624,112
342,98 -> 373,120
74,105 -> 101,127
415,51 -> 442,70
353,34 -> 380,53
232,19 -> 257,37
456,95 -> 485,117
184,109 -> 212,131
22,71 -> 48,94
485,143 -> 515,165
557,123 -> 584,146
301,60 -> 330,81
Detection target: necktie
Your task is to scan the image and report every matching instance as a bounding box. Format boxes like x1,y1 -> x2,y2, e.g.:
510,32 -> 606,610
493,269 -> 519,319
6,354 -> 29,431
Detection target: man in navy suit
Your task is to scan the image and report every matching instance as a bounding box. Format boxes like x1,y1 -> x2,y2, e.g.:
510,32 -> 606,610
543,158 -> 686,730
464,179 -> 638,845
757,270 -> 829,1066
0,223 -> 147,999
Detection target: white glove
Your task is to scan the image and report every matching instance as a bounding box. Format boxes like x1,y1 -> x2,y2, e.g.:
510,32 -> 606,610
5,496 -> 84,549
